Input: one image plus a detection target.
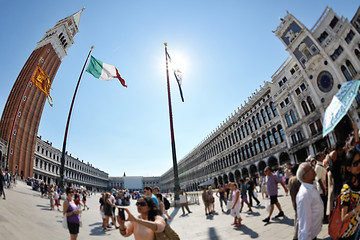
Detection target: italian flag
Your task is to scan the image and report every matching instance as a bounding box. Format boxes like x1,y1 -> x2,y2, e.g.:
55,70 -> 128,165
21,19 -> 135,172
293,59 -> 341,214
86,55 -> 127,87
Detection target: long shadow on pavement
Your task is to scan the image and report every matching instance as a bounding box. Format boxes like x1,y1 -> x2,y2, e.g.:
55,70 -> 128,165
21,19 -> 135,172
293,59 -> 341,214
208,227 -> 220,240
254,205 -> 265,210
36,204 -> 51,211
89,222 -> 102,227
89,222 -> 107,236
246,211 -> 260,217
263,216 -> 294,227
233,224 -> 259,238
168,207 -> 180,223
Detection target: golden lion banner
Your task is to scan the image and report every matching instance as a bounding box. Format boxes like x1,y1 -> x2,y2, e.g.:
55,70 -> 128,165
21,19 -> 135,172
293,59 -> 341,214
30,66 -> 53,106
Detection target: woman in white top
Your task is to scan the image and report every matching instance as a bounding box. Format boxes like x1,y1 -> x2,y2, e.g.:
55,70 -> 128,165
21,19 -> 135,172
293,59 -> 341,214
179,190 -> 192,215
230,182 -> 242,227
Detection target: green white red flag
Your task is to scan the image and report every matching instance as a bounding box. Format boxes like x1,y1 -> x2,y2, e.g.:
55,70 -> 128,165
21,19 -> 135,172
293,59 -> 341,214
86,55 -> 127,87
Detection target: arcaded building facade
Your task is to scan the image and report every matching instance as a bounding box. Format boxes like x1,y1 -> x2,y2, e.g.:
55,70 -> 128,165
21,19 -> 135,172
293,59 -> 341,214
34,136 -> 108,191
160,7 -> 360,192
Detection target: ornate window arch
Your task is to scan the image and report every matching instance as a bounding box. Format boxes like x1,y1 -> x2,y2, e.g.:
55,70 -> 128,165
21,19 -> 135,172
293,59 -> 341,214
257,113 -> 263,127
290,109 -> 297,123
285,113 -> 292,127
307,96 -> 316,111
261,109 -> 268,123
301,101 -> 310,115
270,102 -> 278,116
265,106 -> 273,120
252,116 -> 258,130
341,65 -> 352,81
346,60 -> 357,77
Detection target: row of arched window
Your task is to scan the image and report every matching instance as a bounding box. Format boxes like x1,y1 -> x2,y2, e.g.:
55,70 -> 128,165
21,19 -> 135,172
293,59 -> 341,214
35,158 -> 58,174
203,102 -> 279,161
35,158 -> 97,181
194,125 -> 285,180
36,143 -> 105,177
37,145 -> 60,161
34,157 -> 101,183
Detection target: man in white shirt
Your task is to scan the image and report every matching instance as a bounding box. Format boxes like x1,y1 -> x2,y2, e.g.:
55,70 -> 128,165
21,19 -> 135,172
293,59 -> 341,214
296,162 -> 324,240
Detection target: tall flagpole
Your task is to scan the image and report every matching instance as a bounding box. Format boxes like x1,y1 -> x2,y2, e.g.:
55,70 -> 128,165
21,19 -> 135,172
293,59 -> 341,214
59,46 -> 94,192
164,43 -> 180,201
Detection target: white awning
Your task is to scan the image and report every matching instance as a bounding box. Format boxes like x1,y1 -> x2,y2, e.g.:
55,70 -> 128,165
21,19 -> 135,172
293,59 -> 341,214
198,179 -> 213,187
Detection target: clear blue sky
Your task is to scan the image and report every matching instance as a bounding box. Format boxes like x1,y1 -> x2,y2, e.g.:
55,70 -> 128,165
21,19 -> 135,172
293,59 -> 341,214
0,1 -> 358,177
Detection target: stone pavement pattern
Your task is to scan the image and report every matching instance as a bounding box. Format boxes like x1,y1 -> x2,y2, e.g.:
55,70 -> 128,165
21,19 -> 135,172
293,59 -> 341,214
0,181 -> 331,240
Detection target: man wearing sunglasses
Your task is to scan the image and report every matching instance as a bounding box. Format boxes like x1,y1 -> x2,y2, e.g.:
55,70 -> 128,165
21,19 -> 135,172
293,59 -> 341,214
296,162 -> 324,240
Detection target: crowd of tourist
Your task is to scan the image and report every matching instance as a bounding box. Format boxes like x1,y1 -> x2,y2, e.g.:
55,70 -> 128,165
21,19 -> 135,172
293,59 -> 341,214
195,122 -> 360,240
5,122 -> 360,240
286,121 -> 360,240
97,186 -> 178,239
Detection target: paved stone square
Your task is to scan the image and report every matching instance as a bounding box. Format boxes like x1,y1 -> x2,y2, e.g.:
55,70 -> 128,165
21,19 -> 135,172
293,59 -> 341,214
0,181 -> 331,239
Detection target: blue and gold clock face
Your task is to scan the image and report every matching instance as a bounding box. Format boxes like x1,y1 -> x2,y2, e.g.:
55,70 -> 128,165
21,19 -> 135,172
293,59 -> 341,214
317,71 -> 334,93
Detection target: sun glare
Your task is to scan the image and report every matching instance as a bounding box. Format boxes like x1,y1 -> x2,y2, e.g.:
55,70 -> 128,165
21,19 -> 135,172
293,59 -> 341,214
169,51 -> 188,74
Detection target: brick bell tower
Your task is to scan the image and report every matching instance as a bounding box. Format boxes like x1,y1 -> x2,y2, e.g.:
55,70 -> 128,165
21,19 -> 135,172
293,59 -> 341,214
0,9 -> 84,178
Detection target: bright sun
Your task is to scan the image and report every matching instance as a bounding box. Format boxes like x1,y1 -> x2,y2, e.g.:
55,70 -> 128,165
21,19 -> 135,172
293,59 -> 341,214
169,51 -> 187,74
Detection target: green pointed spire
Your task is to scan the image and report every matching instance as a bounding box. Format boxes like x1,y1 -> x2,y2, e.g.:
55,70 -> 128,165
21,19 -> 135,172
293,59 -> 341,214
73,8 -> 85,29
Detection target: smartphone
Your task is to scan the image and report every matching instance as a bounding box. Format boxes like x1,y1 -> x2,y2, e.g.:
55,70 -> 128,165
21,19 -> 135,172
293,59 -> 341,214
118,208 -> 125,221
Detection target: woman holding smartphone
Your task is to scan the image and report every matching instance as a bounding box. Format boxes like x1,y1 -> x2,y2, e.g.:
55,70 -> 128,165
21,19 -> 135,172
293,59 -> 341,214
117,196 -> 165,239
63,187 -> 82,240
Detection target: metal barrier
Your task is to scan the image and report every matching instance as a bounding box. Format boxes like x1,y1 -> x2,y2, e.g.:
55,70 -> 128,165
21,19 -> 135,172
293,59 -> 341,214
168,192 -> 200,207
186,192 -> 200,205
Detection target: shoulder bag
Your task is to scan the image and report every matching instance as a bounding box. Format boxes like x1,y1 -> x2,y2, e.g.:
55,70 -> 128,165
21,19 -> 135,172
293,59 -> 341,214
154,222 -> 180,240
328,192 -> 355,239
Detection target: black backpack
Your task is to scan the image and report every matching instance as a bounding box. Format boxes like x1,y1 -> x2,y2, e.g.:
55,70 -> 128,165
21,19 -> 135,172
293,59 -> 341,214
163,196 -> 170,210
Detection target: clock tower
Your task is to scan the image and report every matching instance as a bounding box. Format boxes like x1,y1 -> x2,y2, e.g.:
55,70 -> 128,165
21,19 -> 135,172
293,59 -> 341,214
0,9 -> 84,178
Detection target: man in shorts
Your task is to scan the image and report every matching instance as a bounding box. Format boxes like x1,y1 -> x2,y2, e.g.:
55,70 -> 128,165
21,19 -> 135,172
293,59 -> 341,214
262,166 -> 288,223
